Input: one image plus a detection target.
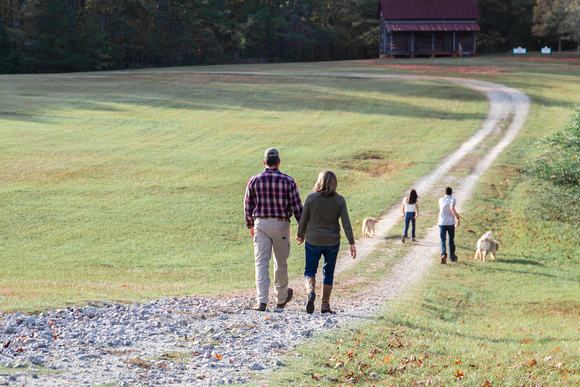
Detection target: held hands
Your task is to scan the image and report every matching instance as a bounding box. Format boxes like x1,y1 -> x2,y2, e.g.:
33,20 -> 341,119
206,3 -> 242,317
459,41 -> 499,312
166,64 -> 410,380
296,235 -> 305,245
350,244 -> 357,259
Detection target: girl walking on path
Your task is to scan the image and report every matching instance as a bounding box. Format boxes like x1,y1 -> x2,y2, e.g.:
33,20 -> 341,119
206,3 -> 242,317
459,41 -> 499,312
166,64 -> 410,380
401,189 -> 419,243
296,171 -> 356,314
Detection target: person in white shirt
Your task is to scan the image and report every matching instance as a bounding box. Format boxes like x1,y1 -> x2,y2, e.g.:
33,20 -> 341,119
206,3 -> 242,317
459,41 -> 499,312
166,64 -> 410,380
401,189 -> 419,243
438,187 -> 460,264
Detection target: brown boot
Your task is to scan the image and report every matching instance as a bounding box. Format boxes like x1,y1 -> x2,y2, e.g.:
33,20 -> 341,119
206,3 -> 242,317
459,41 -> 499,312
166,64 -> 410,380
321,284 -> 336,314
305,277 -> 316,314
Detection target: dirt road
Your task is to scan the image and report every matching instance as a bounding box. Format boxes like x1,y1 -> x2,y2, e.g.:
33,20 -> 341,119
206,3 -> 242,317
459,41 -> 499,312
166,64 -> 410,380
322,74 -> 530,312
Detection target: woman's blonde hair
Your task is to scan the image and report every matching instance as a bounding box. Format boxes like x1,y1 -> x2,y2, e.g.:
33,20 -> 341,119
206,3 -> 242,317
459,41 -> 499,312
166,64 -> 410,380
313,170 -> 337,197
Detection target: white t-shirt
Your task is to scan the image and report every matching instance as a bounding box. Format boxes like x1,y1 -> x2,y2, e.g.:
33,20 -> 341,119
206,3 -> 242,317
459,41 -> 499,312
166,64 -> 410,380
438,195 -> 456,226
404,200 -> 417,213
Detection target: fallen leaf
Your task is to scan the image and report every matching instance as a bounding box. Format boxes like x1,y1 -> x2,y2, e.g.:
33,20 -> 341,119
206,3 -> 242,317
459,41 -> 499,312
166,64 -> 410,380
529,359 -> 537,366
454,360 -> 462,365
311,373 -> 320,381
454,369 -> 464,379
334,361 -> 344,369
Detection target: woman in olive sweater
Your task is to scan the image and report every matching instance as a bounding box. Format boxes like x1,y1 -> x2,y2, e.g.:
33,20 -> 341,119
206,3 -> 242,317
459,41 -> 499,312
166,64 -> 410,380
296,171 -> 356,314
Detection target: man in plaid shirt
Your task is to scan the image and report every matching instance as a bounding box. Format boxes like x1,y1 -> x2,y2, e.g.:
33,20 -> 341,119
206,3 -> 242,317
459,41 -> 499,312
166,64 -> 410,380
244,148 -> 303,311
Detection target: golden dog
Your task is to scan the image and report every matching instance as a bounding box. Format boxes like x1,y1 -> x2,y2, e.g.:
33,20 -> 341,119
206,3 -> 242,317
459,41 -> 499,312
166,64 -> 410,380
362,217 -> 378,237
474,231 -> 499,262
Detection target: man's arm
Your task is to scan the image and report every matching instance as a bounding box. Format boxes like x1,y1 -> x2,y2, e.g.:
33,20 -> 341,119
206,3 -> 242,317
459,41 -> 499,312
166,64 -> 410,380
244,181 -> 256,235
450,204 -> 460,226
288,180 -> 303,223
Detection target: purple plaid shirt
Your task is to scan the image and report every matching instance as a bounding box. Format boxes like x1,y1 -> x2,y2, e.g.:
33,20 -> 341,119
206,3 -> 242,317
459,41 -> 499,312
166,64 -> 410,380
244,168 -> 303,228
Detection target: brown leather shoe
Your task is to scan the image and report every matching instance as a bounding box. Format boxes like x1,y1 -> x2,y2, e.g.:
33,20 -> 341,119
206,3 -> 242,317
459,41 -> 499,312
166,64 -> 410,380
276,288 -> 293,309
441,254 -> 447,264
253,303 -> 267,311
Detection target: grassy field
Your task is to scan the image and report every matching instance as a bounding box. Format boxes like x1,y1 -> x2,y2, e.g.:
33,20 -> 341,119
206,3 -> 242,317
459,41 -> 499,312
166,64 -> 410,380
0,64 -> 488,312
268,55 -> 580,385
1,54 -> 579,384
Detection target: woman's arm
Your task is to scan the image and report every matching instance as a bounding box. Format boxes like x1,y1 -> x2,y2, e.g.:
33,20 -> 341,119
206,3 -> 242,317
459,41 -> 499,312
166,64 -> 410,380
296,196 -> 311,244
339,197 -> 355,246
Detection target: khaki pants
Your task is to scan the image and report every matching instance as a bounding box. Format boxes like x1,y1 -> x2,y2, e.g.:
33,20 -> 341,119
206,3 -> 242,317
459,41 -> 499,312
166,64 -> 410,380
253,218 -> 291,305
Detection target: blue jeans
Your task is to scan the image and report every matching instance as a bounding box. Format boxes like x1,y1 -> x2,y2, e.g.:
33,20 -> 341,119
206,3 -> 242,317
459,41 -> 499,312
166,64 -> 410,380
304,242 -> 340,286
403,212 -> 416,238
439,225 -> 455,257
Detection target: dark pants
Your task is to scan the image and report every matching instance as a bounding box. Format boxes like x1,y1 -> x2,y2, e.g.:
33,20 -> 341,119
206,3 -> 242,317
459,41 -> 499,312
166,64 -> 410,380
403,212 -> 416,238
304,242 -> 340,286
439,225 -> 455,257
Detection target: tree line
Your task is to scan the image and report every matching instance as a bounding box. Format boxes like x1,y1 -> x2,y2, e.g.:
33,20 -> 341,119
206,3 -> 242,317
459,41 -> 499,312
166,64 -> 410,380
0,0 -> 379,73
0,0 -> 579,74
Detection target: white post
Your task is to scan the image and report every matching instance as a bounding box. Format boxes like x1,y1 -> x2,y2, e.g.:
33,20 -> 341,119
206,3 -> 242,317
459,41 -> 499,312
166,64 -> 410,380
432,33 -> 435,52
453,32 -> 456,52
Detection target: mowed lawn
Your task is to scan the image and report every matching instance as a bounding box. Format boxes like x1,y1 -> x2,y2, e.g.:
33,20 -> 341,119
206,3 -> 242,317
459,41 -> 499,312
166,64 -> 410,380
0,67 -> 488,312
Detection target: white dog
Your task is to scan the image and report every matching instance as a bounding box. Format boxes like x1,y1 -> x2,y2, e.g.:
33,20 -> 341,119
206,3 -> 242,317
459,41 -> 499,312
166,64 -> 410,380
362,217 -> 378,237
474,231 -> 499,262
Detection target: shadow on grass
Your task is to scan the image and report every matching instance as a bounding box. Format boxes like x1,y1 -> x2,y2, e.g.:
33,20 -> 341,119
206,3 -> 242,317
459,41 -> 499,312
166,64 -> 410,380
464,260 -> 579,283
385,315 -> 578,346
497,258 -> 545,266
2,75 -> 488,124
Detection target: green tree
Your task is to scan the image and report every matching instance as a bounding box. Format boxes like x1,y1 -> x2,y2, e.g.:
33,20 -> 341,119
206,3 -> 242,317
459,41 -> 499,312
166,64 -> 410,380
532,0 -> 576,51
564,0 -> 580,52
0,22 -> 17,73
33,0 -> 85,72
478,0 -> 536,52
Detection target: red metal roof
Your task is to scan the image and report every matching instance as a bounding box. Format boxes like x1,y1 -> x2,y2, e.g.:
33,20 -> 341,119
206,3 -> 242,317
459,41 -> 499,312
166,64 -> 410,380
381,0 -> 480,20
386,22 -> 480,32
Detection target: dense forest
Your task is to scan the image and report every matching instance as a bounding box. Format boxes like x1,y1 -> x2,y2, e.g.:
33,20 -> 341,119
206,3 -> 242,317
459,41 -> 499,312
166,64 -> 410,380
0,0 -> 578,74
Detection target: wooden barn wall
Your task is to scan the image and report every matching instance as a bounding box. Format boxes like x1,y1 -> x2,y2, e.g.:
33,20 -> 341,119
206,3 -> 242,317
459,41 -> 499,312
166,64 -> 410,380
380,29 -> 477,54
456,32 -> 476,52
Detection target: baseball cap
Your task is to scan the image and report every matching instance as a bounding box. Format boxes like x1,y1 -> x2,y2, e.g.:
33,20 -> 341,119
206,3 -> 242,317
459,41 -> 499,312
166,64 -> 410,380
264,148 -> 279,159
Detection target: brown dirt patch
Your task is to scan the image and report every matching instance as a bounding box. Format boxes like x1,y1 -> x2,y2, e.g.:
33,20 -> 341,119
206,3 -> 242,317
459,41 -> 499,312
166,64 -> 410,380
364,64 -> 509,75
505,56 -> 580,64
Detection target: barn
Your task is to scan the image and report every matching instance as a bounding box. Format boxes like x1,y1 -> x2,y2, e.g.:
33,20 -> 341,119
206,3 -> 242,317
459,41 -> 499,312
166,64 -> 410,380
380,0 -> 480,58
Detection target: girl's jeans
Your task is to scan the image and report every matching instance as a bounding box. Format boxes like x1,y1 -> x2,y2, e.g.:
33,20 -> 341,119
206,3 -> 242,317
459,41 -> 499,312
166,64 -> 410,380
403,212 -> 416,238
304,242 -> 340,286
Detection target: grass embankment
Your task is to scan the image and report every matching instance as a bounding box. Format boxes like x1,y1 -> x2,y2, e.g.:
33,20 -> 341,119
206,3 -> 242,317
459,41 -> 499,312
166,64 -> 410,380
270,56 -> 580,385
0,68 -> 487,312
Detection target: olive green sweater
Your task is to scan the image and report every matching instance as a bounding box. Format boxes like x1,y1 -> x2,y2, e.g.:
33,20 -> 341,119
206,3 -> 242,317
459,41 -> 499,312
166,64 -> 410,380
297,191 -> 355,246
